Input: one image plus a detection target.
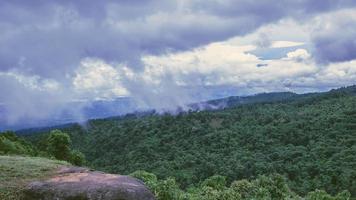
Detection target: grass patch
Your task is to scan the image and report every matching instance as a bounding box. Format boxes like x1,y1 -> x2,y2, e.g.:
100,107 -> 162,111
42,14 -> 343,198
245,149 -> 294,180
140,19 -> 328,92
0,155 -> 69,200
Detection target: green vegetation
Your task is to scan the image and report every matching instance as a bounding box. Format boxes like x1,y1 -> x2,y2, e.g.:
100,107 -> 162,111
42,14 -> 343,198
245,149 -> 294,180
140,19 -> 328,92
46,130 -> 72,160
0,130 -> 84,199
0,130 -> 86,166
0,155 -> 69,200
0,131 -> 36,156
131,170 -> 350,200
17,85 -> 356,199
46,130 -> 86,166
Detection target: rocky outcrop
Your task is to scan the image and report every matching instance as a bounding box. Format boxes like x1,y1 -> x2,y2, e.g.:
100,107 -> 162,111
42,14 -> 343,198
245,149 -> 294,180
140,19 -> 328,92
23,167 -> 155,200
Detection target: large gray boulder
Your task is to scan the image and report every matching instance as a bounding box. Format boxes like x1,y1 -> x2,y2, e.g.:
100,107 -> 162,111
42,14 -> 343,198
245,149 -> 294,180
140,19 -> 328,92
23,167 -> 156,200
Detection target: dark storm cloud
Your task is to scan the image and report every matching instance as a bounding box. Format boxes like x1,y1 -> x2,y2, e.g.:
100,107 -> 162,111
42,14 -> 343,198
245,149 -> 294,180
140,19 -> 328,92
1,0 -> 356,129
312,12 -> 356,63
1,0 -> 356,79
314,33 -> 356,63
190,0 -> 356,21
0,0 -> 159,78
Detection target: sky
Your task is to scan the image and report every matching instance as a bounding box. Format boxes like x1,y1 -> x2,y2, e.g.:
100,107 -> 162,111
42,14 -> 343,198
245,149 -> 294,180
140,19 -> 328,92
1,0 -> 356,127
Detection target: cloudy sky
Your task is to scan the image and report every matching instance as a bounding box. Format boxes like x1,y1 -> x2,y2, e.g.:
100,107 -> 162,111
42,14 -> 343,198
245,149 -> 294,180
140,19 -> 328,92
1,0 -> 356,127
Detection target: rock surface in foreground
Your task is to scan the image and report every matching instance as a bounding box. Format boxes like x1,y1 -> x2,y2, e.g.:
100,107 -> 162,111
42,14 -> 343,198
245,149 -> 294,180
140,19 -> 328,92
23,167 -> 155,200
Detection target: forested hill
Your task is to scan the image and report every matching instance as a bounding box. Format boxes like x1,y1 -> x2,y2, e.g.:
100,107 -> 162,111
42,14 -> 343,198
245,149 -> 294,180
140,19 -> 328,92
20,85 -> 356,197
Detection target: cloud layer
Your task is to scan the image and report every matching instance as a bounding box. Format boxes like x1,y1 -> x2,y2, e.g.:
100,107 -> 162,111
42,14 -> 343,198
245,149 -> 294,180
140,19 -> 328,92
1,1 -> 356,127
1,0 -> 355,76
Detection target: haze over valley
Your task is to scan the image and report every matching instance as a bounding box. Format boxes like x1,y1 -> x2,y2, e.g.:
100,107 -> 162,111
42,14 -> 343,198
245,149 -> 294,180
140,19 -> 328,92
1,1 -> 356,200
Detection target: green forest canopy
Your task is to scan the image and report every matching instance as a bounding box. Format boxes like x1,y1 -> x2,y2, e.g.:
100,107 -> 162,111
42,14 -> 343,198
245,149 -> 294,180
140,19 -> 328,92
17,85 -> 356,198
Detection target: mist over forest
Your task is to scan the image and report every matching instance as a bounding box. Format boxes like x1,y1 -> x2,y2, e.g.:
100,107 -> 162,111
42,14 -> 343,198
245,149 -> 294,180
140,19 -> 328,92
1,1 -> 356,200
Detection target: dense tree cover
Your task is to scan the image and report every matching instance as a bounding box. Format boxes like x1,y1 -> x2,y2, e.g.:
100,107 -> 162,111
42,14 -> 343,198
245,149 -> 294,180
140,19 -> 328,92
131,171 -> 350,200
22,86 -> 356,197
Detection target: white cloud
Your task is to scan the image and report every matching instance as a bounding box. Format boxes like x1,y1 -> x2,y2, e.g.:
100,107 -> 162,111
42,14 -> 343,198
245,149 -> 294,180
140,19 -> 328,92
73,58 -> 129,100
0,71 -> 60,91
3,14 -> 351,112
138,39 -> 355,95
285,49 -> 311,61
0,71 -> 78,125
227,18 -> 310,47
272,41 -> 305,48
141,42 -> 312,86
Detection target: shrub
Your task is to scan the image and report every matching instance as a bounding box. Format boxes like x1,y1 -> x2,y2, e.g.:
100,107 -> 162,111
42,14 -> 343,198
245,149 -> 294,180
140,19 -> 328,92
46,130 -> 71,161
69,150 -> 86,166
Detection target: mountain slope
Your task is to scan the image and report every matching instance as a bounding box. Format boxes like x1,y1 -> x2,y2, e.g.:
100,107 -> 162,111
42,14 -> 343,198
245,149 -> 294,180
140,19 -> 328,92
21,85 -> 356,197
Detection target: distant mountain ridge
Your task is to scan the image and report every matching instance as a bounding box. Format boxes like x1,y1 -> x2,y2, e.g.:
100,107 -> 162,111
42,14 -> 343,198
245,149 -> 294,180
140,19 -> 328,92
4,85 -> 356,131
12,92 -> 302,132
